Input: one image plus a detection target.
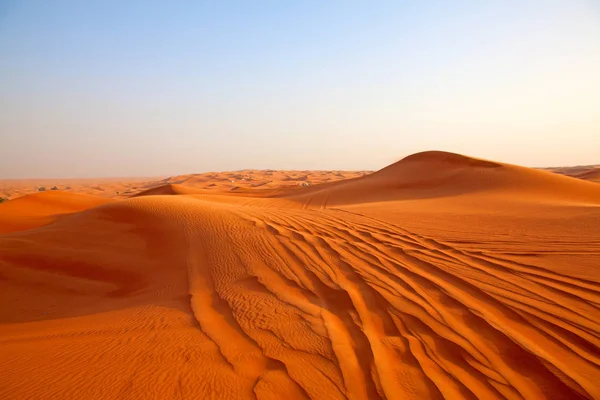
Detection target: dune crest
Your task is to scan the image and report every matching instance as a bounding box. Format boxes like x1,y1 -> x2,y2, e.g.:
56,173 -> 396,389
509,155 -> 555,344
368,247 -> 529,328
544,165 -> 600,183
1,152 -> 600,399
398,150 -> 503,168
283,151 -> 600,207
0,191 -> 111,233
132,183 -> 207,197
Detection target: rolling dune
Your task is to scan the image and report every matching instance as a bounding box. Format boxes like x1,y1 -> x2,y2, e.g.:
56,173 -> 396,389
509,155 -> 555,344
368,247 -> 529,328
1,151 -> 599,399
573,169 -> 600,183
0,170 -> 368,201
0,191 -> 112,234
284,151 -> 600,208
132,183 -> 210,197
545,165 -> 600,183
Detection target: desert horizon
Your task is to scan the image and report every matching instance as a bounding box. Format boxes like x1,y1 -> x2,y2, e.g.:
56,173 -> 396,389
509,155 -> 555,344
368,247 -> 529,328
1,155 -> 598,202
2,150 -> 600,399
2,1 -> 600,399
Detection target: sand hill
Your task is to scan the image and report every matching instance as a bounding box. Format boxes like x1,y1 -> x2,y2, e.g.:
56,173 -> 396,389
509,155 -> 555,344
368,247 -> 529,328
285,151 -> 600,207
543,164 -> 600,183
132,183 -> 209,197
1,151 -> 599,399
0,170 -> 368,201
0,191 -> 112,234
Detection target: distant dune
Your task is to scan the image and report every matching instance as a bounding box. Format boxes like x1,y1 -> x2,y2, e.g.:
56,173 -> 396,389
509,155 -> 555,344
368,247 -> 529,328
284,151 -> 600,207
0,177 -> 158,200
0,170 -> 368,201
1,151 -> 599,399
1,159 -> 596,202
542,164 -> 600,183
574,168 -> 600,182
132,183 -> 208,197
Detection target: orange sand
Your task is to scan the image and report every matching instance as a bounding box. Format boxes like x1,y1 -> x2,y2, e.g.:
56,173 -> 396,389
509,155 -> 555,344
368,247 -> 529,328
0,177 -> 158,200
0,170 -> 368,201
544,165 -> 600,183
1,151 -> 599,399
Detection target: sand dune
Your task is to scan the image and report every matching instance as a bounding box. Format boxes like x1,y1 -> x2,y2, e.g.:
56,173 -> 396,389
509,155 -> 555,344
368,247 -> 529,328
1,161 -> 594,202
571,168 -> 600,183
1,151 -> 599,399
544,165 -> 600,183
0,170 -> 368,201
0,177 -> 158,200
132,183 -> 209,197
285,151 -> 600,207
0,191 -> 111,233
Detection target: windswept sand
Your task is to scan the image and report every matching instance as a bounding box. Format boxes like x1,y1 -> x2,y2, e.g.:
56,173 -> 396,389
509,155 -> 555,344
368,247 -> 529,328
1,151 -> 600,399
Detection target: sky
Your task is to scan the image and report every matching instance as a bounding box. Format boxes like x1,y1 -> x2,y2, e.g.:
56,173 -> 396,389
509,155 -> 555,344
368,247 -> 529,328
1,0 -> 599,178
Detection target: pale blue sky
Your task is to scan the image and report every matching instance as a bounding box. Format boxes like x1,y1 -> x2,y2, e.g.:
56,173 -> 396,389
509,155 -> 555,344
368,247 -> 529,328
1,0 -> 599,178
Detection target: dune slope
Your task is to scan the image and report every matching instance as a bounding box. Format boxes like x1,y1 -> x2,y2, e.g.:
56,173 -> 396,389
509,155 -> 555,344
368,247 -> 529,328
1,152 -> 599,400
132,183 -> 208,197
0,191 -> 111,233
284,151 -> 600,207
545,165 -> 600,183
574,168 -> 600,183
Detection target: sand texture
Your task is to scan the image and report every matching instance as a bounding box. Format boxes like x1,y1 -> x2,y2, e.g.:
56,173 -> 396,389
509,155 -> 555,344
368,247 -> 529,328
1,151 -> 599,399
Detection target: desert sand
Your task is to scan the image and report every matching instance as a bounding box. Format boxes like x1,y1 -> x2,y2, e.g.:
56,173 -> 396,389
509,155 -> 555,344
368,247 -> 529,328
1,151 -> 599,399
0,170 -> 369,201
544,165 -> 600,184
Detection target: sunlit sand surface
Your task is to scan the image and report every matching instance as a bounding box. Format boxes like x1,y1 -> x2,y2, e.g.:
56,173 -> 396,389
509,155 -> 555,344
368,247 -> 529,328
1,151 -> 599,399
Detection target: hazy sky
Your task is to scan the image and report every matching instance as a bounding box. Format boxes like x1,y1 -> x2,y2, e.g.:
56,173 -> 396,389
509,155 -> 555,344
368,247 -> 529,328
1,1 -> 599,178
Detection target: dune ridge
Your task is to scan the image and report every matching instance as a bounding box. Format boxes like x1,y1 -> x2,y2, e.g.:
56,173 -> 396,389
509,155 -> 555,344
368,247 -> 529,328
132,183 -> 208,197
545,165 -> 600,183
0,191 -> 111,233
283,151 -> 600,207
1,151 -> 599,399
573,168 -> 600,183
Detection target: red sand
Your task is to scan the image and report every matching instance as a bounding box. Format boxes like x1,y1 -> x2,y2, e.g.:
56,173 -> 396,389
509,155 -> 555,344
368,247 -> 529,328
1,151 -> 599,399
